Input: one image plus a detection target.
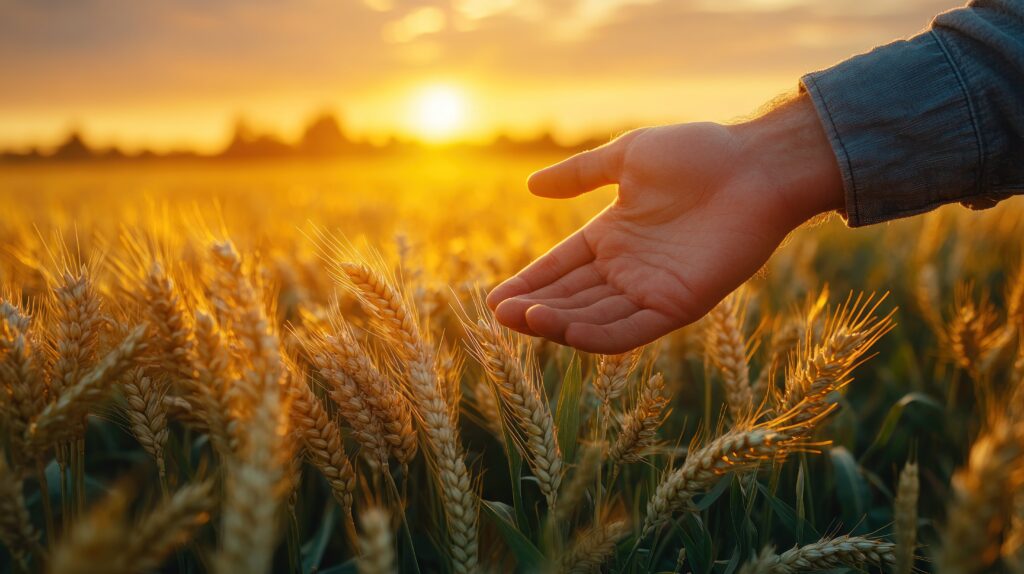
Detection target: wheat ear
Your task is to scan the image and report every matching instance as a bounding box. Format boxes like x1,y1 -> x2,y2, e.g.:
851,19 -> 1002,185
641,419 -> 820,537
893,460 -> 919,574
779,292 -> 894,429
316,314 -> 417,464
287,366 -> 356,512
357,508 -> 397,574
751,315 -> 799,401
947,284 -> 1004,376
610,373 -> 669,466
29,324 -> 148,449
49,479 -> 214,574
131,479 -> 215,571
706,293 -> 753,420
208,242 -> 294,574
739,536 -> 895,573
303,328 -> 390,466
466,315 -> 562,507
49,268 -> 102,400
0,455 -> 42,569
139,262 -> 226,446
141,263 -> 195,385
594,350 -> 641,407
0,299 -> 48,469
559,520 -> 629,574
337,260 -> 478,574
48,484 -> 132,574
122,367 -> 169,480
189,309 -> 234,456
938,411 -> 1024,573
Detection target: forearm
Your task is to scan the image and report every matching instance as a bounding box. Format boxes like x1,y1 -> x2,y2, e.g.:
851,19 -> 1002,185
799,0 -> 1024,226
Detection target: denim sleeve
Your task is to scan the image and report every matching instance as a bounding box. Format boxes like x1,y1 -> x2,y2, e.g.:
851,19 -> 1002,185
800,0 -> 1024,227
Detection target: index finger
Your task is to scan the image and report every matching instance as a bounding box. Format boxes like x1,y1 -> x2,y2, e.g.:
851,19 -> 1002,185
486,229 -> 594,310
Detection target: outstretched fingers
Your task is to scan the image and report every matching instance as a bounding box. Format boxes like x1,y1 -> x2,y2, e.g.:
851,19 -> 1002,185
524,295 -> 640,343
486,229 -> 594,309
564,309 -> 678,355
493,280 -> 614,335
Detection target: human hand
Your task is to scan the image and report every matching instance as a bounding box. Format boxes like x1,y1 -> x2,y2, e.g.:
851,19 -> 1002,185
486,93 -> 844,354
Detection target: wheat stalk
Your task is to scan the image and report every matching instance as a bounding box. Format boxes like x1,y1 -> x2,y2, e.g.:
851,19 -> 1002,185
208,242 -> 294,574
335,259 -> 478,574
738,536 -> 895,573
552,444 -> 604,523
465,314 -> 563,507
894,460 -> 919,574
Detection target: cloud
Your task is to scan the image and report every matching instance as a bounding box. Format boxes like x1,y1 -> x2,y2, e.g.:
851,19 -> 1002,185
383,6 -> 446,43
0,0 -> 966,145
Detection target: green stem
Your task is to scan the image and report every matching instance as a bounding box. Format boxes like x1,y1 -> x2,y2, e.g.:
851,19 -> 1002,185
384,471 -> 421,574
595,404 -> 610,521
58,449 -> 69,526
286,507 -> 301,574
36,460 -> 55,549
758,463 -> 782,548
74,438 -> 85,515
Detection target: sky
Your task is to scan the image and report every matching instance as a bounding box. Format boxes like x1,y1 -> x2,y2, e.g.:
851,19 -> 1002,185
0,0 -> 964,153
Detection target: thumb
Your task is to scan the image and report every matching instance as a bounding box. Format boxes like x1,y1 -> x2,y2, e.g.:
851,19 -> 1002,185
527,136 -> 629,199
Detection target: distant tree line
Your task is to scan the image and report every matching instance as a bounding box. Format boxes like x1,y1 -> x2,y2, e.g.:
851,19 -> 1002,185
0,112 -> 608,163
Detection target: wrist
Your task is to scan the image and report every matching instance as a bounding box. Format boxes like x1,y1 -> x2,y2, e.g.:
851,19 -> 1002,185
732,92 -> 845,226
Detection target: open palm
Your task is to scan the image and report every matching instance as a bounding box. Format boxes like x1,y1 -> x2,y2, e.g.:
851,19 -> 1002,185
486,122 -> 807,354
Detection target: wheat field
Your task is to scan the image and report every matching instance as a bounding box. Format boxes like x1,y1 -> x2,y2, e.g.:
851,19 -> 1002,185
1,158 -> 1023,573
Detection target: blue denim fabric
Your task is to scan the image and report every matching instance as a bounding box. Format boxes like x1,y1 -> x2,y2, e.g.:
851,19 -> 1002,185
801,0 -> 1024,227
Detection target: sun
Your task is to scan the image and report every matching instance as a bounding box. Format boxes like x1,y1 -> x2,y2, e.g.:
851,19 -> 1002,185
409,85 -> 467,143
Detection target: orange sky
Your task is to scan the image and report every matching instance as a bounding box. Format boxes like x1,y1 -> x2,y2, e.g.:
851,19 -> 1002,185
0,0 -> 963,153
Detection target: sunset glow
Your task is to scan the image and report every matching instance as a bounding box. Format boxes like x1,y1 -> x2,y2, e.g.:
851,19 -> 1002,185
0,0 -> 964,152
409,85 -> 468,143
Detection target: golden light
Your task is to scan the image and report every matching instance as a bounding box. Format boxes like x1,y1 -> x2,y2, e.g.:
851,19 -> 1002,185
409,85 -> 467,142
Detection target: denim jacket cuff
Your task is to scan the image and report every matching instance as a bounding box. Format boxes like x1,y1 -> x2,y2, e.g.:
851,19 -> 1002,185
800,32 -> 983,227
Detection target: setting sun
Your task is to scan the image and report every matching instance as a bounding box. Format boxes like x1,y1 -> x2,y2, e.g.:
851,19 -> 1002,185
409,85 -> 467,142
